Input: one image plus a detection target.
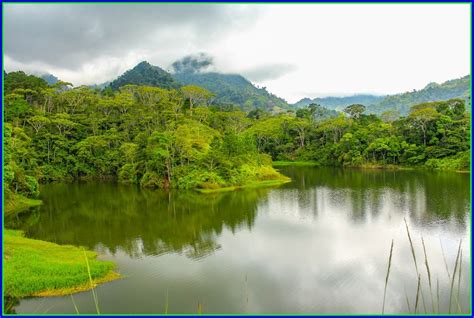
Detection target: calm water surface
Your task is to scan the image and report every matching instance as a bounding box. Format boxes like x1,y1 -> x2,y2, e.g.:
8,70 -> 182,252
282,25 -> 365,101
6,167 -> 471,314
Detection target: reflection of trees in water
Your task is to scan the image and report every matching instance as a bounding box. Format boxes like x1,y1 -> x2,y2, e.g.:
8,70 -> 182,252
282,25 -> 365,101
280,167 -> 470,224
7,184 -> 270,259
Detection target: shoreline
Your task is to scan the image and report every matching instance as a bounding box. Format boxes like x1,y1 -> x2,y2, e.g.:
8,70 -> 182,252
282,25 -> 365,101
272,161 -> 470,173
195,177 -> 292,194
4,193 -> 42,217
4,230 -> 120,299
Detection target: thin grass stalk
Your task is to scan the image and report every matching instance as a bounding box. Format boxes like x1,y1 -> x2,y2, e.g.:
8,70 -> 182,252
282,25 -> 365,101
436,277 -> 440,314
165,289 -> 169,314
448,240 -> 462,314
414,274 -> 421,314
245,274 -> 249,308
421,237 -> 435,313
403,218 -> 426,313
71,294 -> 79,314
83,248 -> 100,314
382,239 -> 394,314
197,302 -> 202,314
440,238 -> 451,279
404,218 -> 419,275
457,250 -> 463,313
405,287 -> 412,314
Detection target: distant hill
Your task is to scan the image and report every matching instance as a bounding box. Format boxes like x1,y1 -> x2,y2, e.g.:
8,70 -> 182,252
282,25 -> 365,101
293,75 -> 470,115
173,72 -> 289,112
109,61 -> 180,90
40,73 -> 60,85
106,61 -> 288,112
106,61 -> 470,115
90,81 -> 110,90
292,94 -> 383,111
367,75 -> 470,115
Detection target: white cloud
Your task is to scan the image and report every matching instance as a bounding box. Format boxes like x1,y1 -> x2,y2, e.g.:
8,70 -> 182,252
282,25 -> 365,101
4,4 -> 470,103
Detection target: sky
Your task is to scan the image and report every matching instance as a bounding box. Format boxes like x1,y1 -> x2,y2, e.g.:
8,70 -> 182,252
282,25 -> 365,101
4,3 -> 471,103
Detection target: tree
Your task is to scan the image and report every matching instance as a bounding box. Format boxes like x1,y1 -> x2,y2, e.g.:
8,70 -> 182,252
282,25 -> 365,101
381,110 -> 400,122
344,104 -> 366,119
181,85 -> 214,111
409,108 -> 439,146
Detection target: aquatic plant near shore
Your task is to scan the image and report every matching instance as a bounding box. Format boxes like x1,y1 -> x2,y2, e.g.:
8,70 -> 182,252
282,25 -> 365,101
383,220 -> 468,314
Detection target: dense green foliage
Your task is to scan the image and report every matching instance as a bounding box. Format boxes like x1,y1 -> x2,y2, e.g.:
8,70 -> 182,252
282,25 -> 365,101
3,71 -> 286,203
4,229 -> 117,297
256,99 -> 470,170
109,61 -> 180,90
3,71 -> 470,207
368,75 -> 470,115
174,71 -> 289,112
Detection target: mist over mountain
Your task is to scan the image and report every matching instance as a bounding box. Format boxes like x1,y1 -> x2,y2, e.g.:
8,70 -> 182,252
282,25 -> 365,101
171,53 -> 214,74
106,59 -> 289,112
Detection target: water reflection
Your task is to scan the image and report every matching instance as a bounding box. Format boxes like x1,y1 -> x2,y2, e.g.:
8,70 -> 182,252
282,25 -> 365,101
6,185 -> 270,259
280,167 -> 469,225
6,167 -> 471,314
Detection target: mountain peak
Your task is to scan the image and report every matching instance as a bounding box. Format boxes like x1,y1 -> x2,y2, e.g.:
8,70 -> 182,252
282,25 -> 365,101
134,60 -> 151,68
109,61 -> 180,90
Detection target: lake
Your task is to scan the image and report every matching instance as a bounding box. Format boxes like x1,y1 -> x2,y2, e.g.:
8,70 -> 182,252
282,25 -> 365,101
6,167 -> 471,314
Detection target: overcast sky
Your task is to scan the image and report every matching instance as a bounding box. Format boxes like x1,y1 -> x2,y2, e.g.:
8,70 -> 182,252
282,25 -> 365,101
4,4 -> 470,103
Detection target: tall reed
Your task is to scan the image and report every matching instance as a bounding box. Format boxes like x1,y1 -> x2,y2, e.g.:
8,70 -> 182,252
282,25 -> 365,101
404,285 -> 412,313
414,274 -> 421,314
457,250 -> 463,311
421,237 -> 434,313
382,239 -> 394,314
83,248 -> 100,314
403,218 -> 426,313
448,240 -> 462,314
436,277 -> 440,313
71,294 -> 79,314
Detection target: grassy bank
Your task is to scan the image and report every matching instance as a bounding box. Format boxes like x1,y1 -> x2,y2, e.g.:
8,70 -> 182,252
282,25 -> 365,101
4,192 -> 42,217
272,161 -> 320,167
196,177 -> 291,194
4,230 -> 119,298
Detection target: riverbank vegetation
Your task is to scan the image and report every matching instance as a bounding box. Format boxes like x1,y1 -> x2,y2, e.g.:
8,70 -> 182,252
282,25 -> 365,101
2,70 -> 470,312
4,230 -> 119,298
3,71 -> 470,208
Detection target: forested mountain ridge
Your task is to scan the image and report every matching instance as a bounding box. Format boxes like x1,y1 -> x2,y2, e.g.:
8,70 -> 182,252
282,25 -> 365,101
105,61 -> 290,112
292,94 -> 383,111
367,75 -> 471,115
40,73 -> 60,85
174,71 -> 289,112
293,76 -> 470,115
33,62 -> 469,116
108,61 -> 180,90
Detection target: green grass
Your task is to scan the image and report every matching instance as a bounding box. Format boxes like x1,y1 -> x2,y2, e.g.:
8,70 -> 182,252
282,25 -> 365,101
272,161 -> 320,167
4,230 -> 119,298
4,192 -> 42,217
196,178 -> 291,194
